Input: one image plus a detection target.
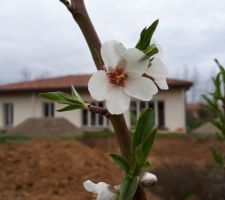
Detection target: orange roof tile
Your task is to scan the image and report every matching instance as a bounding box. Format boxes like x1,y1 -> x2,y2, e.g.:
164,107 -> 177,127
0,74 -> 192,94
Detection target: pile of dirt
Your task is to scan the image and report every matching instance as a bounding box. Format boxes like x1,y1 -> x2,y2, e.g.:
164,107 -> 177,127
192,122 -> 218,134
0,139 -> 124,200
7,118 -> 82,138
81,136 -> 224,166
1,136 -> 224,200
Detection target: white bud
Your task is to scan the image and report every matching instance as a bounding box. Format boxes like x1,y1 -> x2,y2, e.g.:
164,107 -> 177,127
139,172 -> 157,187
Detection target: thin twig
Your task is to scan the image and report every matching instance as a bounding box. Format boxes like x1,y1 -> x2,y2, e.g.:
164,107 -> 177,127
86,104 -> 110,118
58,0 -> 75,13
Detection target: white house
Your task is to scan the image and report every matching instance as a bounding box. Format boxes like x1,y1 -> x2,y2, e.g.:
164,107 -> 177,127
0,74 -> 192,132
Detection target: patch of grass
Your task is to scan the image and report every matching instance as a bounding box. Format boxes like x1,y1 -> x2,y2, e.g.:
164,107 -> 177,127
156,133 -> 188,139
84,130 -> 115,138
187,118 -> 209,130
156,132 -> 209,139
0,135 -> 31,144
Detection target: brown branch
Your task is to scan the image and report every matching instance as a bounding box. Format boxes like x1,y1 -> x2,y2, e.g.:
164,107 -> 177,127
86,104 -> 110,118
67,0 -> 133,159
58,0 -> 75,13
68,0 -> 104,70
109,114 -> 131,160
60,0 -> 147,199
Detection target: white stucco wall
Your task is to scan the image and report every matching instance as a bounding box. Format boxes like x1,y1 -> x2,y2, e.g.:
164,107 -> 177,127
0,88 -> 187,132
0,94 -> 34,128
0,93 -> 81,128
154,88 -> 186,132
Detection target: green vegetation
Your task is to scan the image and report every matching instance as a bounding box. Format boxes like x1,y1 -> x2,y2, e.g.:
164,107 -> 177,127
0,135 -> 31,144
187,118 -> 209,131
83,130 -> 115,138
202,59 -> 225,169
0,130 -> 214,146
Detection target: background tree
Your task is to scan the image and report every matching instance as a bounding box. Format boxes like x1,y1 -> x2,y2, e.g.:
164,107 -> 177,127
202,59 -> 225,169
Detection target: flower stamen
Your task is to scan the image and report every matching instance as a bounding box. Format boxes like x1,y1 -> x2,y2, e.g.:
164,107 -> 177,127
107,69 -> 128,86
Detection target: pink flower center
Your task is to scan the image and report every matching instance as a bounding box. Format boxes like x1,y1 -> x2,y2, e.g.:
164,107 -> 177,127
107,69 -> 128,86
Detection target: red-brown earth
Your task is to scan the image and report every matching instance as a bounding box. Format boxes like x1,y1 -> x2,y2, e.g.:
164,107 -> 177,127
0,136 -> 224,200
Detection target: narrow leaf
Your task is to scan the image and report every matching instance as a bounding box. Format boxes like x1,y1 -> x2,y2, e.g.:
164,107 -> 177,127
40,92 -> 70,104
132,109 -> 155,155
141,129 -> 157,158
143,45 -> 159,57
133,129 -> 157,172
71,84 -> 84,102
110,154 -> 130,174
57,104 -> 83,112
136,19 -> 159,50
119,176 -> 139,200
209,147 -> 224,166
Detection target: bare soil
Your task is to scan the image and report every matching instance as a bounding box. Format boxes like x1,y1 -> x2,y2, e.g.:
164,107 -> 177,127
0,136 -> 224,200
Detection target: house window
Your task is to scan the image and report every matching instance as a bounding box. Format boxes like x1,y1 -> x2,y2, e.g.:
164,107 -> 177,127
82,110 -> 88,126
157,101 -> 165,129
81,101 -> 108,128
130,100 -> 165,129
3,103 -> 14,127
43,102 -> 54,118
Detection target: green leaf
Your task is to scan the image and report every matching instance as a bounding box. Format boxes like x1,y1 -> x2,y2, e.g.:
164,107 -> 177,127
57,104 -> 84,112
132,109 -> 155,156
209,147 -> 224,166
71,84 -> 83,102
134,129 -> 157,172
110,154 -> 130,174
134,145 -> 146,171
216,131 -> 225,140
143,44 -> 159,57
40,85 -> 86,112
119,176 -> 139,200
211,120 -> 223,132
140,129 -> 157,158
40,92 -> 72,104
136,19 -> 159,50
215,59 -> 225,84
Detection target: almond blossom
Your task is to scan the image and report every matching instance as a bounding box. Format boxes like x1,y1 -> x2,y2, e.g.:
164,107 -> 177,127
88,40 -> 158,114
83,180 -> 118,200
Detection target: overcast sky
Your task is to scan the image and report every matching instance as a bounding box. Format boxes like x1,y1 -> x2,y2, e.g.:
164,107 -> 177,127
0,0 -> 225,84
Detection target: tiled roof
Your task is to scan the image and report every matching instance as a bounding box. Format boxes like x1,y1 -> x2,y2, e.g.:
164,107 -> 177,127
0,74 -> 192,94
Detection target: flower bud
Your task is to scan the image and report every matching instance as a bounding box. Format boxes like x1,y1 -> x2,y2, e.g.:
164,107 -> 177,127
139,172 -> 157,187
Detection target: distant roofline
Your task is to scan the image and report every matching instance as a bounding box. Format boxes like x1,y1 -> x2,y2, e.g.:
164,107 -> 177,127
0,74 -> 193,94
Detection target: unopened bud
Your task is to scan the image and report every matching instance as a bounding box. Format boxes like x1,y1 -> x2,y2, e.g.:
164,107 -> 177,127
139,172 -> 157,187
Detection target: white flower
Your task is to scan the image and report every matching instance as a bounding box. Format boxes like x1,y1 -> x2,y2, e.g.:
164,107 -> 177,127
83,180 -> 118,200
139,172 -> 157,187
145,56 -> 169,90
88,40 -> 158,114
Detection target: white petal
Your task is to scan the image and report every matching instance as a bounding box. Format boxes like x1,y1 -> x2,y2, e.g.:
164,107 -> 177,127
83,180 -> 97,193
95,182 -> 109,193
124,76 -> 158,101
88,70 -> 109,101
147,57 -> 168,77
106,86 -> 131,114
154,77 -> 169,90
123,48 -> 149,76
94,182 -> 117,200
101,40 -> 126,68
97,190 -> 116,200
146,57 -> 168,89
